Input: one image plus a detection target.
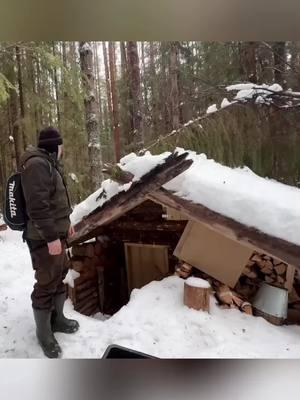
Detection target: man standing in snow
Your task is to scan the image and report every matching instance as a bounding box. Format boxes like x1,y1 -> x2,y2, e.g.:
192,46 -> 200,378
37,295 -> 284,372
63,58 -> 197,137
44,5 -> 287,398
20,127 -> 79,358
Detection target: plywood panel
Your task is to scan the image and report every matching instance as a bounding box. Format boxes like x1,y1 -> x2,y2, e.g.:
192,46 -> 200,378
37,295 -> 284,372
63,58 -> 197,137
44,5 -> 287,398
174,221 -> 253,288
125,243 -> 169,291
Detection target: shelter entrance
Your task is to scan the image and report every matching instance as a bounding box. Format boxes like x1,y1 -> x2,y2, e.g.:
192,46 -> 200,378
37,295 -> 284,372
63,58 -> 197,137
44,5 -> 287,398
124,243 -> 169,291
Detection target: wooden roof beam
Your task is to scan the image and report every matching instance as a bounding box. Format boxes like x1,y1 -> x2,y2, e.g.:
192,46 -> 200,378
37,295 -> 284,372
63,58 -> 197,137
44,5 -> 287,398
68,152 -> 193,245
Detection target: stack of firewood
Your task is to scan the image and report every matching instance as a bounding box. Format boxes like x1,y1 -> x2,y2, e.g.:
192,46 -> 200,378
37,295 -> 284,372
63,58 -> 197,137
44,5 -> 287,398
234,251 -> 291,301
174,251 -> 299,318
242,251 -> 288,286
67,238 -> 109,316
215,284 -> 253,315
174,262 -> 193,278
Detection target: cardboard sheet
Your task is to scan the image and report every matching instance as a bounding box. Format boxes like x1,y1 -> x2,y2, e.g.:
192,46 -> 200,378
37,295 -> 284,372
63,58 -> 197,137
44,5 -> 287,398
174,221 -> 253,288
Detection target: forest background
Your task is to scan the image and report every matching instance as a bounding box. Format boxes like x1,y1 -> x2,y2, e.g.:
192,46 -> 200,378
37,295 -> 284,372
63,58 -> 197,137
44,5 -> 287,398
0,41 -> 299,207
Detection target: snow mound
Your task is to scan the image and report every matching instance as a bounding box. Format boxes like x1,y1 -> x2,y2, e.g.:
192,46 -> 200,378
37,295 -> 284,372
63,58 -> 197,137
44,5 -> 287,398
185,277 -> 211,289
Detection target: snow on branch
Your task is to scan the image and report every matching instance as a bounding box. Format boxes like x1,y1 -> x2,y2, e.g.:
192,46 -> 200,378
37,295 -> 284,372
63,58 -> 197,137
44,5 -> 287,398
142,82 -> 300,154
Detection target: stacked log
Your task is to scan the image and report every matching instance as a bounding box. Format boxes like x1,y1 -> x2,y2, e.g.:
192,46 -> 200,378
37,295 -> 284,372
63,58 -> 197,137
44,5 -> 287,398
237,252 -> 290,298
175,262 -> 193,278
67,239 -> 109,316
179,251 -> 297,318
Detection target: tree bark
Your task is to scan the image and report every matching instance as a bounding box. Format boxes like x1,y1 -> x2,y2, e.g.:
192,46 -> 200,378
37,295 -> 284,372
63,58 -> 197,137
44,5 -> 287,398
141,42 -> 148,114
79,42 -> 103,191
102,42 -> 113,133
120,41 -> 131,147
170,42 -> 180,130
257,42 -> 274,84
149,42 -> 159,138
108,42 -> 121,162
184,280 -> 210,311
126,41 -> 144,149
240,42 -> 258,83
273,42 -> 286,88
61,41 -> 69,132
15,45 -> 27,150
8,63 -> 22,169
26,48 -> 39,137
94,42 -> 103,132
52,42 -> 61,129
160,42 -> 170,132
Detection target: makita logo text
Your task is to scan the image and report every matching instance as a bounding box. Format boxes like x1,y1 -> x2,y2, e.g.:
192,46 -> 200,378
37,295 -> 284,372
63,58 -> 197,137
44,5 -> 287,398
8,181 -> 17,217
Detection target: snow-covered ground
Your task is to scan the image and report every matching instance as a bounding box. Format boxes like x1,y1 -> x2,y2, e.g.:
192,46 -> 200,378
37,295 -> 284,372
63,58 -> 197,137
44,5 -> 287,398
1,227 -> 300,359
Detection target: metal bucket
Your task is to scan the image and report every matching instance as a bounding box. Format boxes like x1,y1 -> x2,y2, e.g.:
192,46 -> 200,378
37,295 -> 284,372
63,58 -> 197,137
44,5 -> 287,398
253,282 -> 288,324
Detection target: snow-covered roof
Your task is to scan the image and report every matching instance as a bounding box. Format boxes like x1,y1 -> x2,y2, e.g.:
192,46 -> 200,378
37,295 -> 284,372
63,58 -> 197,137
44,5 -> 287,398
71,148 -> 300,247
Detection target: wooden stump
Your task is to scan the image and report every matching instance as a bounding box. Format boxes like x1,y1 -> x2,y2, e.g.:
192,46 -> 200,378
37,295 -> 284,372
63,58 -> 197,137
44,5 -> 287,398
184,277 -> 210,312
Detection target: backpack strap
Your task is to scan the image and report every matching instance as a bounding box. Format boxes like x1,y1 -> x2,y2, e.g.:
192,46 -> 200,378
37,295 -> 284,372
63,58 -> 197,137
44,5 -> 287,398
21,155 -> 52,173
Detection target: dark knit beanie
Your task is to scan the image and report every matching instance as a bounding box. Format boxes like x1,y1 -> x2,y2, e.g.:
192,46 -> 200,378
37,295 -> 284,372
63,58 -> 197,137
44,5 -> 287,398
38,127 -> 63,154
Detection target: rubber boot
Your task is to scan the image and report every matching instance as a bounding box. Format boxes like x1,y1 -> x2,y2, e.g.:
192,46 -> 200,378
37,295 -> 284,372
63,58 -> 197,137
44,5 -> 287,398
33,308 -> 62,358
51,293 -> 79,334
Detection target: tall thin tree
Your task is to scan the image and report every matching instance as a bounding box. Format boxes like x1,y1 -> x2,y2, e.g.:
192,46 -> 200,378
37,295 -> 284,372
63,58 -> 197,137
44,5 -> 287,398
169,42 -> 180,130
126,41 -> 144,149
108,42 -> 121,162
102,42 -> 113,134
16,45 -> 27,150
79,41 -> 103,190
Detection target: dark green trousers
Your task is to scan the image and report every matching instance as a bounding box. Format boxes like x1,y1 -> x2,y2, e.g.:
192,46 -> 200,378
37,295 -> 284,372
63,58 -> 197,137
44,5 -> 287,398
26,238 -> 69,310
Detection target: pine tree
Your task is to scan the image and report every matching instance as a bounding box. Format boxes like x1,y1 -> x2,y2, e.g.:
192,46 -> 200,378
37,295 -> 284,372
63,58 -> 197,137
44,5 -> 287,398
108,42 -> 121,162
79,41 -> 103,190
126,41 -> 144,149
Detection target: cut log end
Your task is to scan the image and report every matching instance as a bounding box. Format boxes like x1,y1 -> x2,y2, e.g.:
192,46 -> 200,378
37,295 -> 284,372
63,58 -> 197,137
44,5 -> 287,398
183,279 -> 210,312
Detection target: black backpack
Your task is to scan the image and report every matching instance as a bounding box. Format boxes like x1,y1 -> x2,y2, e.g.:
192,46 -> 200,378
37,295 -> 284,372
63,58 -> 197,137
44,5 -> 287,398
3,171 -> 27,231
3,156 -> 54,231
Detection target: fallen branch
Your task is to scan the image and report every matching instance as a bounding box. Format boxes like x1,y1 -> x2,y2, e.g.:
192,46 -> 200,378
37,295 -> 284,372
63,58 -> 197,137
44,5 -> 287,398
141,86 -> 300,154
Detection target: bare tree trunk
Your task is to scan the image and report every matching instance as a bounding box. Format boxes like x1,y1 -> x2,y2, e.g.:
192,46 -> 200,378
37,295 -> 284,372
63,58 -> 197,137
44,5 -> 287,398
170,42 -> 180,130
79,42 -> 103,190
26,48 -> 39,137
160,42 -> 170,132
120,41 -> 131,146
7,52 -> 22,170
257,42 -> 274,84
240,42 -> 258,83
52,42 -> 61,129
289,42 -> 300,89
35,55 -> 44,127
102,42 -> 113,133
149,42 -> 159,138
141,42 -> 148,113
126,41 -> 144,149
8,90 -> 21,169
108,42 -> 121,162
16,45 -> 27,150
7,102 -> 16,171
61,41 -> 68,126
94,42 -> 103,132
273,42 -> 286,88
